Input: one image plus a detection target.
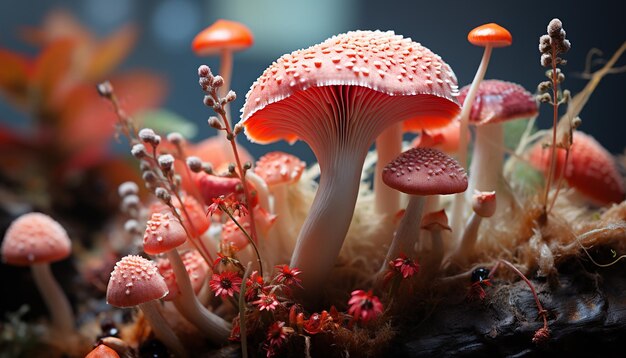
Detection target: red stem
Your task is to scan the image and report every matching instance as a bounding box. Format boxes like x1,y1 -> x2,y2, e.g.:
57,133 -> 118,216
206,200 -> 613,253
542,43 -> 560,214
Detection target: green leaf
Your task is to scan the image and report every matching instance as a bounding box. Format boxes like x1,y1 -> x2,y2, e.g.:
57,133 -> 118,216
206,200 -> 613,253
135,109 -> 197,139
504,118 -> 536,151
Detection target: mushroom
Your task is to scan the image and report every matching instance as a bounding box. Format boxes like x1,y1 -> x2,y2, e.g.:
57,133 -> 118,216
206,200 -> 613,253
85,344 -> 120,358
192,19 -> 254,125
448,190 -> 496,267
420,209 -> 451,276
528,131 -> 625,205
1,213 -> 74,334
380,147 -> 467,272
106,255 -> 186,358
239,30 -> 460,290
451,23 -> 512,233
459,80 -> 538,199
143,212 -> 231,343
254,151 -> 306,255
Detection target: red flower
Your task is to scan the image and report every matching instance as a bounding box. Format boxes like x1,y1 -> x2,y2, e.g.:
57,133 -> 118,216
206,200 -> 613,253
348,290 -> 383,323
245,270 -> 265,301
207,194 -> 249,217
265,321 -> 291,357
274,265 -> 303,288
210,271 -> 242,298
390,254 -> 420,278
253,292 -> 279,311
467,279 -> 492,301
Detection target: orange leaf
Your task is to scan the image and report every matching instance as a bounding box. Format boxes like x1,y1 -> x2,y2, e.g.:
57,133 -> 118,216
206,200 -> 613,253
32,39 -> 76,108
0,49 -> 31,107
85,24 -> 138,81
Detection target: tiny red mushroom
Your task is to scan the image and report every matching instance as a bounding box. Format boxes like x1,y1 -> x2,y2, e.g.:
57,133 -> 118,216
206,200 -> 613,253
143,212 -> 230,343
1,213 -> 74,333
528,131 -> 625,205
239,30 -> 460,291
451,23 -> 512,234
106,255 -> 186,357
85,344 -> 120,358
380,147 -> 467,271
459,80 -> 538,197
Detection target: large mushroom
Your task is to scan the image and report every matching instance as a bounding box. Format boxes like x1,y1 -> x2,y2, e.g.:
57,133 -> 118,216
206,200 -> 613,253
1,213 -> 74,334
459,80 -> 538,198
380,147 -> 467,270
239,30 -> 460,290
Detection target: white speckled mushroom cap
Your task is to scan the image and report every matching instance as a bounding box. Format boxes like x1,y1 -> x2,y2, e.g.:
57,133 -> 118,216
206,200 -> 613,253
106,255 -> 168,308
1,213 -> 71,266
240,30 -> 460,145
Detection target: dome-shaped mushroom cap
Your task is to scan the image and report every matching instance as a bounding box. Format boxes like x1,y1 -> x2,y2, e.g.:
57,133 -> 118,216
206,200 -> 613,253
157,250 -> 208,301
528,131 -> 625,205
254,151 -> 306,186
1,212 -> 71,266
85,344 -> 120,358
458,80 -> 538,126
382,147 -> 468,195
106,255 -> 168,308
240,30 -> 460,144
467,23 -> 512,48
192,19 -> 254,55
143,212 -> 187,255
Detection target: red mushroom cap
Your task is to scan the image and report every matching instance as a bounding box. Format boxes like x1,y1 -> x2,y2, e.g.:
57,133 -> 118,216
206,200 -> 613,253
382,147 -> 468,196
1,212 -> 71,266
412,119 -> 467,153
472,190 -> 497,217
157,250 -> 209,301
85,344 -> 120,358
240,30 -> 460,146
528,131 -> 625,205
467,23 -> 512,48
458,80 -> 538,126
196,173 -> 241,206
106,255 -> 168,308
254,151 -> 306,186
420,209 -> 451,231
192,19 -> 254,56
143,212 -> 187,255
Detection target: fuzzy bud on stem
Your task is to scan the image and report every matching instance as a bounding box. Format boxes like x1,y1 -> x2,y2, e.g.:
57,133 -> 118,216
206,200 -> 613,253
186,156 -> 203,172
158,154 -> 175,172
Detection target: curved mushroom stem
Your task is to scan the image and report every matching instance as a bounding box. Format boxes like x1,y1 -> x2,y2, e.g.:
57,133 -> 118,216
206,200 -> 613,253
219,49 -> 234,127
380,195 -> 425,274
450,45 -> 493,237
290,149 -> 367,292
244,171 -> 271,212
167,250 -> 231,344
31,263 -> 74,334
424,228 -> 445,277
374,123 -> 403,215
467,123 -> 503,197
139,300 -> 187,358
272,184 -> 298,257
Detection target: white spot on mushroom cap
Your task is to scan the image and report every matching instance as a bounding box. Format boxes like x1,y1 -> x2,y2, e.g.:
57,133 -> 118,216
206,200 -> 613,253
106,255 -> 168,307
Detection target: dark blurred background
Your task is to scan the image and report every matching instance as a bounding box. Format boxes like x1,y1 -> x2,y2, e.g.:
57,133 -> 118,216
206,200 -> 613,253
1,0 -> 625,162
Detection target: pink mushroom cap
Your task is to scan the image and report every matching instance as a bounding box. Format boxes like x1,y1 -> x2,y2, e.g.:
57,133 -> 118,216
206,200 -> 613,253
458,79 -> 538,126
143,212 -> 187,255
106,255 -> 168,308
240,30 -> 460,145
1,212 -> 71,266
382,147 -> 468,196
156,250 -> 209,301
254,151 -> 306,186
420,209 -> 451,231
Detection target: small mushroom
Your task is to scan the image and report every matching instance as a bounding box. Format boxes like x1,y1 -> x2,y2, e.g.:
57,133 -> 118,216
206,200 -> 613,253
106,255 -> 186,358
420,209 -> 451,276
1,213 -> 74,334
143,212 -> 230,343
380,147 -> 467,273
85,344 -> 120,358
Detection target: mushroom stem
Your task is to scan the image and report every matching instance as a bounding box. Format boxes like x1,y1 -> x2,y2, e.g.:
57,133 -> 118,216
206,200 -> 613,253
290,149 -> 367,291
139,300 -> 187,358
31,263 -> 74,333
244,171 -> 271,212
272,184 -> 298,256
467,123 -> 503,196
374,123 -> 403,215
451,212 -> 482,266
166,250 -> 231,343
424,228 -> 444,276
219,49 -> 234,127
380,195 -> 425,273
450,45 -> 492,236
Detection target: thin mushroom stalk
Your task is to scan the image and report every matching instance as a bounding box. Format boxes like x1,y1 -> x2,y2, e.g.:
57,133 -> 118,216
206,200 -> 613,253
420,210 -> 451,277
139,301 -> 188,358
31,263 -> 75,333
374,123 -> 403,215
